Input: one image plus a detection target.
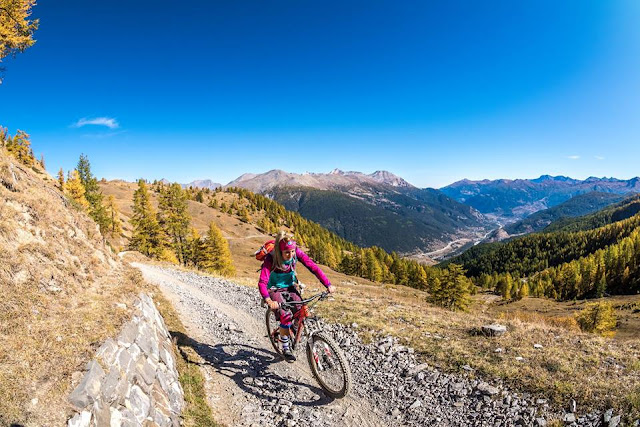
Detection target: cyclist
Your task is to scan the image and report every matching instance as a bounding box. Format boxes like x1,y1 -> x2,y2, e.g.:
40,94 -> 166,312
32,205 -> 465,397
259,231 -> 335,362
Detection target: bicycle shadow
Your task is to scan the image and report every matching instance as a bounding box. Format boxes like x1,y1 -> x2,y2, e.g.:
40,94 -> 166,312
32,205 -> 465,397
170,330 -> 335,407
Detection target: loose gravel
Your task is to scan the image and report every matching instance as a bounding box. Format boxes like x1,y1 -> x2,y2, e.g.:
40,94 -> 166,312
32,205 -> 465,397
134,263 -> 621,427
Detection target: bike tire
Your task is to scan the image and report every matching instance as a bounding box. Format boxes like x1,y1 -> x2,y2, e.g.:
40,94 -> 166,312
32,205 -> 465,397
265,308 -> 284,359
306,331 -> 352,399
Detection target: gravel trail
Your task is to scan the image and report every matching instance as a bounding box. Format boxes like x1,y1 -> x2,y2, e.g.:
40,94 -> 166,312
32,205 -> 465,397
133,263 -> 609,427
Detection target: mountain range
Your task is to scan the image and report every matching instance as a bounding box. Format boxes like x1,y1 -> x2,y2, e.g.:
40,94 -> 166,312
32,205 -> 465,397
224,169 -> 488,253
165,170 -> 640,256
440,175 -> 640,223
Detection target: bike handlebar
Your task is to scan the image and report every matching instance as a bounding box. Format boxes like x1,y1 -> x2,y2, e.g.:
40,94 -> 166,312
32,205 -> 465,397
278,291 -> 329,309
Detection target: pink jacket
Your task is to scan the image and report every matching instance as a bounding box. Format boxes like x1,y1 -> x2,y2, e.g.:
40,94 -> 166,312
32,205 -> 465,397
258,247 -> 331,299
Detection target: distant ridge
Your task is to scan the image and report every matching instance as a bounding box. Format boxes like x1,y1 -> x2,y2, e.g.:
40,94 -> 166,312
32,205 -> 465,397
226,168 -> 414,192
441,175 -> 640,221
155,178 -> 222,190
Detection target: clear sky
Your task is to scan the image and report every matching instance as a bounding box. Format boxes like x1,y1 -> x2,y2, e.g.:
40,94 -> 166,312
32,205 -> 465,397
1,1 -> 639,188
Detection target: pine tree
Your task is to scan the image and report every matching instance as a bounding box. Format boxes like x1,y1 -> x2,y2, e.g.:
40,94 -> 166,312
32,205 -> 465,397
76,154 -> 110,233
64,170 -> 90,210
201,222 -> 235,276
157,183 -> 191,265
104,195 -> 122,237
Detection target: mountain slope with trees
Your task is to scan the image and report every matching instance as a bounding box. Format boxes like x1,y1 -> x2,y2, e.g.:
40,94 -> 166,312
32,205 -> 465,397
226,169 -> 488,254
503,191 -> 625,235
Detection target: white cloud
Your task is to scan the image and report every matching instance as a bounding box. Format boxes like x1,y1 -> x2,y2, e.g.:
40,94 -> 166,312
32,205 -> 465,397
567,155 -> 580,160
72,117 -> 119,129
594,155 -> 605,160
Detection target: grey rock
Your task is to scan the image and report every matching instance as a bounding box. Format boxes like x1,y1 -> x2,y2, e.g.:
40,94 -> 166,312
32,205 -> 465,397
117,347 -> 135,374
67,411 -> 91,427
138,356 -> 157,385
482,324 -> 507,337
476,382 -> 500,396
535,418 -> 547,426
91,399 -> 110,426
409,399 -> 422,410
117,321 -> 138,347
68,360 -> 105,409
604,408 -> 613,423
126,385 -> 150,423
119,408 -> 139,427
101,367 -> 121,403
405,363 -> 430,378
564,413 -> 576,423
95,338 -> 119,365
609,415 -> 621,427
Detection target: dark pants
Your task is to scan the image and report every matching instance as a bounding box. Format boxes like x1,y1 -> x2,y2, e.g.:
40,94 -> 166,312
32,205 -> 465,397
269,286 -> 301,328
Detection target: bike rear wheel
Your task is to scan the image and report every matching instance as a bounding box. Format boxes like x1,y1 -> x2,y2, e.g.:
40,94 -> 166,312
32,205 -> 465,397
265,308 -> 284,359
306,331 -> 352,399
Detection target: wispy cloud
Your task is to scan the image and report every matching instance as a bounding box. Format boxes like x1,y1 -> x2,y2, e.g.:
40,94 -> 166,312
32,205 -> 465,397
567,155 -> 580,160
71,117 -> 119,129
594,155 -> 605,160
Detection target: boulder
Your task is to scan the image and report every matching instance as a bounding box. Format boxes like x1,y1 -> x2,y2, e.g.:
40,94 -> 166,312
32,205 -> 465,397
482,324 -> 507,337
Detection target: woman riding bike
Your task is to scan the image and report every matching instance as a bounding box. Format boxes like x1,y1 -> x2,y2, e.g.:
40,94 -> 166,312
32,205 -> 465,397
258,231 -> 335,362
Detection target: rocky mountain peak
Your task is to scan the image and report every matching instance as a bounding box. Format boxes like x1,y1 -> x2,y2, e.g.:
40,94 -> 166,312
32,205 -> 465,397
369,170 -> 413,188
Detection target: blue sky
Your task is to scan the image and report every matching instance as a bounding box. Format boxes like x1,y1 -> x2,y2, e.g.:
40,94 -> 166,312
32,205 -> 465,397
1,1 -> 639,188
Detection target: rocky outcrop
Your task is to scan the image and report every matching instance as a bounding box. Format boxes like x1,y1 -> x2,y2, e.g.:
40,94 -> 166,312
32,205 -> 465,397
67,293 -> 184,426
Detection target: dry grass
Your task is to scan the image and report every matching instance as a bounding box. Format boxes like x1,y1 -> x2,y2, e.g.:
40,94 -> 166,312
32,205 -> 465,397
0,151 -> 146,425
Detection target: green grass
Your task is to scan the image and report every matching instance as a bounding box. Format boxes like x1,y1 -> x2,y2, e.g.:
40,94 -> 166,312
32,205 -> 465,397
153,292 -> 221,427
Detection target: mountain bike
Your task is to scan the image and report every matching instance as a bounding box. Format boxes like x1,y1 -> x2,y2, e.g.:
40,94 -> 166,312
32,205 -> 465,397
265,290 -> 352,399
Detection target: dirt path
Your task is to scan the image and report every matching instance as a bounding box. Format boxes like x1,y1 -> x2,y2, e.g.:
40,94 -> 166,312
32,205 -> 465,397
133,263 -> 384,427
131,263 -> 588,427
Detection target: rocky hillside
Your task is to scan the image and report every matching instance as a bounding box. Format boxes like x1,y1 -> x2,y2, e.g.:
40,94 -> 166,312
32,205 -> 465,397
0,149 -> 143,425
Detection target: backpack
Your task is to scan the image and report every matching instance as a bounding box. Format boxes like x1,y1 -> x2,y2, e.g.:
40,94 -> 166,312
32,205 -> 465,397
254,240 -> 275,261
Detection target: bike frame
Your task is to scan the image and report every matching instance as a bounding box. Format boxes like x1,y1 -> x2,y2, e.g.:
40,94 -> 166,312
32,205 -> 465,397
276,292 -> 328,351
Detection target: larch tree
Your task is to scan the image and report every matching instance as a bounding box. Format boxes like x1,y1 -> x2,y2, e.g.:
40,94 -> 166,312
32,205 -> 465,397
157,183 -> 191,265
64,170 -> 90,210
130,179 -> 174,261
57,167 -> 65,190
5,129 -> 33,166
201,222 -> 235,276
0,0 -> 38,79
104,194 -> 122,237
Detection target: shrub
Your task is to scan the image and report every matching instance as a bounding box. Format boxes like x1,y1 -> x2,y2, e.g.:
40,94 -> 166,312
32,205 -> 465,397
575,301 -> 617,336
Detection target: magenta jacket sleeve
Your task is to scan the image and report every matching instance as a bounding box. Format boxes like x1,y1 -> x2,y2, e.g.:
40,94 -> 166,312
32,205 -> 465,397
258,255 -> 273,299
295,247 -> 331,288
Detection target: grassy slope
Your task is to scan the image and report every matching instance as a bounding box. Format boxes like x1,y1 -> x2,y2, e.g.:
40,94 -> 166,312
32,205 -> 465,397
0,155 -> 144,425
102,180 -> 640,418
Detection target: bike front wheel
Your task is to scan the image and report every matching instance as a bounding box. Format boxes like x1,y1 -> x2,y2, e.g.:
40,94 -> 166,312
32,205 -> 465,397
306,332 -> 352,399
265,308 -> 284,359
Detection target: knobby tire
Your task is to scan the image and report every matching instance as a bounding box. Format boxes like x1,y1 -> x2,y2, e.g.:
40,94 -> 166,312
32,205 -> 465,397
306,331 -> 352,399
